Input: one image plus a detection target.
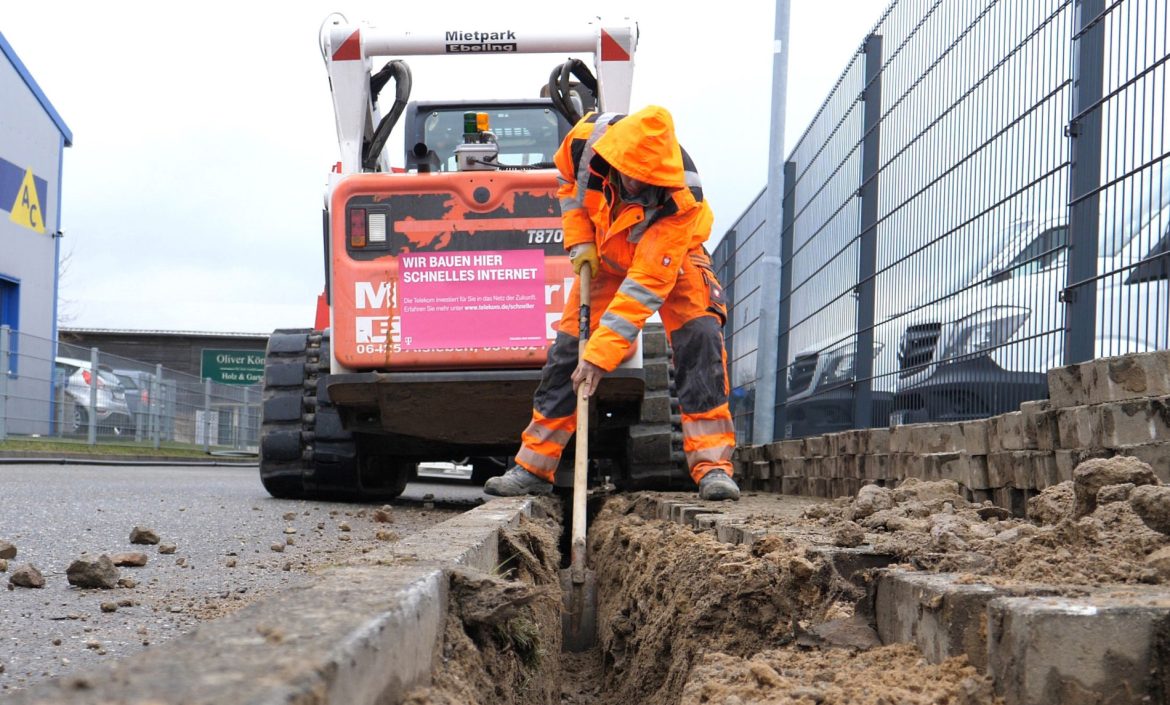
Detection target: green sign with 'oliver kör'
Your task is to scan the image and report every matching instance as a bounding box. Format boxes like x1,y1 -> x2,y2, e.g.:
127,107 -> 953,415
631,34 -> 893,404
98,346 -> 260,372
201,349 -> 265,385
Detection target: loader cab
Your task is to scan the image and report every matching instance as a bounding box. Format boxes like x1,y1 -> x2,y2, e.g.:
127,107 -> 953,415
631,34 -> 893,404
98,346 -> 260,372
404,99 -> 574,172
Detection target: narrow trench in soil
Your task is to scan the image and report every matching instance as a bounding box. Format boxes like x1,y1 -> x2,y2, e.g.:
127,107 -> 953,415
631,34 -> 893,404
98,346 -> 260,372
403,494 -> 999,705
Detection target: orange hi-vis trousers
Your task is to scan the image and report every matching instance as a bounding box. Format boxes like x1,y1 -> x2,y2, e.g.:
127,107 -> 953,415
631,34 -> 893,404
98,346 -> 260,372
514,249 -> 735,485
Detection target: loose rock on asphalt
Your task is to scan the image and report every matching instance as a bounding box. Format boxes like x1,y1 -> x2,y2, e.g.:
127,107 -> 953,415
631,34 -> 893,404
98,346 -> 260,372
65,555 -> 120,589
128,527 -> 160,545
8,564 -> 45,589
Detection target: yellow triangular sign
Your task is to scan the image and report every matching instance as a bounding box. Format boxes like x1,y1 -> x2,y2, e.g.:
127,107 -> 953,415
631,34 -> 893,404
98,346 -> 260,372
9,168 -> 45,234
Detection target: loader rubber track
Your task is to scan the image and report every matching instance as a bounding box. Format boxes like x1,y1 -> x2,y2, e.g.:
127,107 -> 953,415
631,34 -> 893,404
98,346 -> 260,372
259,328 -> 320,498
260,329 -> 413,501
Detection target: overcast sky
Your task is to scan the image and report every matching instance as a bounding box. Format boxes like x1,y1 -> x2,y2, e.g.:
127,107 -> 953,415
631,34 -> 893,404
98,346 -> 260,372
2,1 -> 887,334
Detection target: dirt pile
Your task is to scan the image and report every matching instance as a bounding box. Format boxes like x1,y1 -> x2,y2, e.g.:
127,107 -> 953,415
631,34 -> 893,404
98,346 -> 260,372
801,460 -> 1170,586
679,645 -> 997,705
587,496 -> 856,705
402,509 -> 563,705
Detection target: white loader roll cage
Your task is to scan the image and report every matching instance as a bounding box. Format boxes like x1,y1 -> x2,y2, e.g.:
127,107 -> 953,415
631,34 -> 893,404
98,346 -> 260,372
320,17 -> 639,175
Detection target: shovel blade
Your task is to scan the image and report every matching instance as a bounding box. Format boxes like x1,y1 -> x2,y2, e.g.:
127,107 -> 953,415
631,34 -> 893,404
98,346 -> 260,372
560,567 -> 597,652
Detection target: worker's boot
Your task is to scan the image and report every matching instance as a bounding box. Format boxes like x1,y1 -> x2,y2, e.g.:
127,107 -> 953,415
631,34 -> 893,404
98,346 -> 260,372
483,465 -> 554,497
698,469 -> 740,501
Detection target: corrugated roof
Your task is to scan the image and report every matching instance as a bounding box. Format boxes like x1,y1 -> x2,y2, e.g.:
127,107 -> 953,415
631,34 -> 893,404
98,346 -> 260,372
0,30 -> 73,146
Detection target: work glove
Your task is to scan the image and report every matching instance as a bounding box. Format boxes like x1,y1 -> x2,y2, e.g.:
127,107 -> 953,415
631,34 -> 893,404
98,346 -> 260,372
568,243 -> 599,277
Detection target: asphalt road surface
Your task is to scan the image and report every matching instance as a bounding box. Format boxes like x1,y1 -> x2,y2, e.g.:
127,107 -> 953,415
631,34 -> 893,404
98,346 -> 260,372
0,463 -> 490,693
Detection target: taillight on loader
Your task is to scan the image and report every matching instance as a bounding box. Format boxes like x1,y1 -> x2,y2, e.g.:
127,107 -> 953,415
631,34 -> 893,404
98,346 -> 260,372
349,208 -> 367,248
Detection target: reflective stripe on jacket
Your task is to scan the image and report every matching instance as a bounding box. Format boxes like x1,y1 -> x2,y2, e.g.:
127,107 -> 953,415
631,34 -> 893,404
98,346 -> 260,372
553,105 -> 715,371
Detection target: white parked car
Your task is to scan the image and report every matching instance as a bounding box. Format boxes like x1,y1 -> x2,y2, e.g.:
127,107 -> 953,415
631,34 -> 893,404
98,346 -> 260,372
892,183 -> 1170,424
55,357 -> 133,436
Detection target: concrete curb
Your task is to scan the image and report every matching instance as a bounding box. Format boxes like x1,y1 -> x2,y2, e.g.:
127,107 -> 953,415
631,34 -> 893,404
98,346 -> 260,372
642,493 -> 1170,705
3,496 -> 535,705
0,450 -> 256,466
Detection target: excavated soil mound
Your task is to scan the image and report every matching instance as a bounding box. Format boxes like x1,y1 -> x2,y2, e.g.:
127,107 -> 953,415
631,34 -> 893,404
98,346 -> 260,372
679,644 -> 997,705
800,468 -> 1170,586
402,510 -> 563,705
584,495 -> 999,705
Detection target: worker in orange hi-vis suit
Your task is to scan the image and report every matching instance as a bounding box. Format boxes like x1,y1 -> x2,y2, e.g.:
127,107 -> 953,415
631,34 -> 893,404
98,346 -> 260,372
484,105 -> 739,501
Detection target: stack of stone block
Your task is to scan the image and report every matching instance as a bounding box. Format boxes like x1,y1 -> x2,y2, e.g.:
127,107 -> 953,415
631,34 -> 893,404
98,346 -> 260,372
732,349 -> 1170,514
1047,350 -> 1170,481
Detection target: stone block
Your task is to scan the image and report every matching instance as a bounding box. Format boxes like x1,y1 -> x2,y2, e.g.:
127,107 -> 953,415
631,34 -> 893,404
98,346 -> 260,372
1034,410 -> 1061,451
776,439 -> 805,460
1114,442 -> 1170,484
893,453 -> 923,481
908,422 -> 965,454
988,452 -> 1013,487
1081,350 -> 1170,405
1053,447 -> 1113,483
808,548 -> 898,591
961,454 -> 992,490
807,477 -> 829,498
1033,453 -> 1061,490
890,424 -> 915,453
781,475 -> 805,495
840,430 -> 865,455
863,454 -> 891,481
715,522 -> 749,544
779,456 -> 806,478
988,590 -> 1170,705
825,432 -> 848,456
960,419 -> 991,455
864,427 -> 891,454
989,451 -> 1055,490
829,477 -> 850,498
803,435 -> 828,457
875,570 -> 1058,673
837,454 -> 862,479
992,487 -> 1029,517
989,412 -> 1039,452
1100,396 -> 1170,449
751,460 -> 771,480
691,513 -> 722,531
1055,405 -> 1102,450
1019,399 -> 1051,415
921,452 -> 963,484
1047,361 -> 1088,409
763,442 -> 785,461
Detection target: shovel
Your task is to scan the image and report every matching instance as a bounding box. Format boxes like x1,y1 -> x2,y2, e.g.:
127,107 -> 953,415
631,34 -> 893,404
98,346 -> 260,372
561,263 -> 597,652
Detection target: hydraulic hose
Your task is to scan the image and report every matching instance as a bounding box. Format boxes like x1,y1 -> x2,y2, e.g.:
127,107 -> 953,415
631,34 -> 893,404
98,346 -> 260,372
363,60 -> 413,171
547,59 -> 598,125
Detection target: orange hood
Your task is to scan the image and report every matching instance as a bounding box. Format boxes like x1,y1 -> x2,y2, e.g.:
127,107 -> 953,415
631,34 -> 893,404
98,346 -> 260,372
591,105 -> 686,189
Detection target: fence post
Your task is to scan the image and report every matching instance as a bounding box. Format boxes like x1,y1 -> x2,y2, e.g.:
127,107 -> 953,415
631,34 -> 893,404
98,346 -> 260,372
88,346 -> 99,446
151,364 -> 163,450
0,325 -> 9,443
238,386 -> 250,450
203,378 -> 212,454
1064,0 -> 1105,364
852,33 -> 883,429
774,161 -> 797,439
751,0 -> 792,446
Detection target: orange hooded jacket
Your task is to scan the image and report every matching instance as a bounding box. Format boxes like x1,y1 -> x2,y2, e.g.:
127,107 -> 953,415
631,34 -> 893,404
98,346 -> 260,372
553,105 -> 715,371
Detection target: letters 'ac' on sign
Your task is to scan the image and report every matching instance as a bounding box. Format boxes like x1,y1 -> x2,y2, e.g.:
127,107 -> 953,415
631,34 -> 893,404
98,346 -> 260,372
0,158 -> 49,234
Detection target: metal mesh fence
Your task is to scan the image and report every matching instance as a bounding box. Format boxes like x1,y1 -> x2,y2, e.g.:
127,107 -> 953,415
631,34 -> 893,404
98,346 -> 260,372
718,0 -> 1169,442
0,326 -> 260,453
